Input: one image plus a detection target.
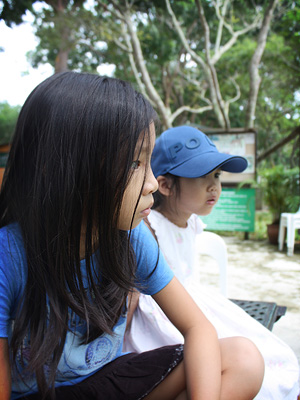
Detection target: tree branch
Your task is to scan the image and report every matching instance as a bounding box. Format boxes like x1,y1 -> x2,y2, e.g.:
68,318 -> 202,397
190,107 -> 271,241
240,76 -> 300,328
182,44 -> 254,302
96,1 -> 125,21
165,0 -> 229,127
246,0 -> 279,128
177,71 -> 211,105
213,0 -> 230,54
195,0 -> 230,128
227,77 -> 241,104
224,76 -> 241,115
123,8 -> 172,128
170,105 -> 213,124
257,126 -> 300,162
212,2 -> 261,64
164,0 -> 206,69
113,37 -> 131,52
120,20 -> 153,105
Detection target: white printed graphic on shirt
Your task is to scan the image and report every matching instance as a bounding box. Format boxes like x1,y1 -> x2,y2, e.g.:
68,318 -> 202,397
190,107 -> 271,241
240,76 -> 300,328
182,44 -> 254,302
56,319 -> 126,380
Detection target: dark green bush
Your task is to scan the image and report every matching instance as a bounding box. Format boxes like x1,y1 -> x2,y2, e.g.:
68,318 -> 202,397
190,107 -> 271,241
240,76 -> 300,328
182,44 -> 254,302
0,102 -> 20,146
259,165 -> 300,223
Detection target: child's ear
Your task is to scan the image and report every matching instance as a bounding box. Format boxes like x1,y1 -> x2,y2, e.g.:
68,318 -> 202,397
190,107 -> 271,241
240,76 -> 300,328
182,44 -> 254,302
157,175 -> 173,197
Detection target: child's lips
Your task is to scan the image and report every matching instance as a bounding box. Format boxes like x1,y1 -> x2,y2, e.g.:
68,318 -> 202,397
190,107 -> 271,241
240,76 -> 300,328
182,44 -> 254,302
141,202 -> 154,216
206,197 -> 216,205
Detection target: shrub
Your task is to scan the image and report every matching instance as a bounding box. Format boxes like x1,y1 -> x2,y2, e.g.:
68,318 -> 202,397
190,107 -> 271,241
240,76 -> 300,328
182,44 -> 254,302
259,165 -> 300,223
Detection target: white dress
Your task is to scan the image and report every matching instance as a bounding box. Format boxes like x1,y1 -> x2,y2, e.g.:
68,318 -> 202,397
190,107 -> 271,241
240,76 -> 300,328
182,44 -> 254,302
124,210 -> 300,400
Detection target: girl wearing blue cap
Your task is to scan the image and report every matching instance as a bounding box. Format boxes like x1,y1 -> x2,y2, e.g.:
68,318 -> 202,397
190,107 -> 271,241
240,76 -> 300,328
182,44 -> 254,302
124,126 -> 300,400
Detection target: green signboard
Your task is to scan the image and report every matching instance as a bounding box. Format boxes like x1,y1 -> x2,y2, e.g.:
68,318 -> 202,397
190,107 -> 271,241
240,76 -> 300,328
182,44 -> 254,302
201,188 -> 256,232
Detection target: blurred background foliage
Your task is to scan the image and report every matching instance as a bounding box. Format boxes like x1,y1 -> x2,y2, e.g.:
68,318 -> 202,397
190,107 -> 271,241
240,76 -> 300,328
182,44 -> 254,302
0,1 -> 299,228
0,0 -> 298,167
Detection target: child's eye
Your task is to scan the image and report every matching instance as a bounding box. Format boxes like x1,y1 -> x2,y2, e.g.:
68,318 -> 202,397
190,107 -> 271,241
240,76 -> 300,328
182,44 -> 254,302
131,160 -> 141,170
215,171 -> 221,178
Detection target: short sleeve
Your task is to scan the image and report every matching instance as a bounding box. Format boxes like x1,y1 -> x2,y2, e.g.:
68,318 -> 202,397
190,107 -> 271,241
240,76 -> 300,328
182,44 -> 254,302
0,264 -> 12,337
130,221 -> 174,296
0,224 -> 26,338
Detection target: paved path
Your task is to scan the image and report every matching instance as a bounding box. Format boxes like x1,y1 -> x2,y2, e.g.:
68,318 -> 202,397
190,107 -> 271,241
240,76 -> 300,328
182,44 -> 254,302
196,236 -> 300,377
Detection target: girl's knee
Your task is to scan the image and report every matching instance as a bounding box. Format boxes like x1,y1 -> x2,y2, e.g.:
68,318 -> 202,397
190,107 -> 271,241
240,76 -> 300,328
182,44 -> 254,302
238,337 -> 264,368
220,337 -> 264,399
223,336 -> 264,372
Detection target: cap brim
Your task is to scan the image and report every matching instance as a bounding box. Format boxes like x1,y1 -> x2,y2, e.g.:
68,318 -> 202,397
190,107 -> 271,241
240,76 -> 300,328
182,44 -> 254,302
168,152 -> 248,178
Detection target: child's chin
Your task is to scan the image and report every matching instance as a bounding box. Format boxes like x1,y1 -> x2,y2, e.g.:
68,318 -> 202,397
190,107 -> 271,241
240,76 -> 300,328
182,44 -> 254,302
201,209 -> 214,216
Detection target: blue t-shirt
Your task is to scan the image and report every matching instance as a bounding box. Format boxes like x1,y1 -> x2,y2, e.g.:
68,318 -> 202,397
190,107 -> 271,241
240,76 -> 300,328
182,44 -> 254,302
0,221 -> 174,399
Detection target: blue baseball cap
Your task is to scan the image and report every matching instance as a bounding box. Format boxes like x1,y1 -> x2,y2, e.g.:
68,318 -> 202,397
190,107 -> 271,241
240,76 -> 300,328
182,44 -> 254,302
151,126 -> 248,178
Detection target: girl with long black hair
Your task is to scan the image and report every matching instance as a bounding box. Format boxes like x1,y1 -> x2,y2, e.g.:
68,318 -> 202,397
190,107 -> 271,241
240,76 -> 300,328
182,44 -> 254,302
0,72 -> 264,400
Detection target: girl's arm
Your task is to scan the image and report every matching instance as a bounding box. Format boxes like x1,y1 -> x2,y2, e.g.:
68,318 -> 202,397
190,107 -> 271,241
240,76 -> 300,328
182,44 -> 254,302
0,338 -> 11,400
152,276 -> 222,399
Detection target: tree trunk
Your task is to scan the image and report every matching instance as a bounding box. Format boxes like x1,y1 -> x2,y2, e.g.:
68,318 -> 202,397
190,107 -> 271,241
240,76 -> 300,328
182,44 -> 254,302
246,0 -> 279,128
55,47 -> 69,73
124,11 -> 173,129
51,0 -> 71,73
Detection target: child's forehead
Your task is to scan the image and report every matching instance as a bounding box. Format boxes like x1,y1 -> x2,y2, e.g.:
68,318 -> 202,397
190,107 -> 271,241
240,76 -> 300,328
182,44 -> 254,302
135,123 -> 156,155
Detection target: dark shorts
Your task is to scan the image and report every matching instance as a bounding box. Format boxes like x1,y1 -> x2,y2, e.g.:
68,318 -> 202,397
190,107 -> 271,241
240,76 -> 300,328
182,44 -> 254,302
20,344 -> 184,400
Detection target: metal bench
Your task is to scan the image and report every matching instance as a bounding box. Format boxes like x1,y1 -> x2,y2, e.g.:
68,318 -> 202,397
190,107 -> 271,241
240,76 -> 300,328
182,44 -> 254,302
230,299 -> 287,331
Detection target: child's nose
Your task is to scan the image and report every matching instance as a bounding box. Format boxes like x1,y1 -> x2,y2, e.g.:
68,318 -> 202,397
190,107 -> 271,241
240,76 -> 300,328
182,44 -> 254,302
144,168 -> 158,194
208,179 -> 218,192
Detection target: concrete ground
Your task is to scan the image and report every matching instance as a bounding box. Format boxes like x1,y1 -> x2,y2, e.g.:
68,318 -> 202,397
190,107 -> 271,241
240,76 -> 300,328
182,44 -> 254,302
196,236 -> 300,384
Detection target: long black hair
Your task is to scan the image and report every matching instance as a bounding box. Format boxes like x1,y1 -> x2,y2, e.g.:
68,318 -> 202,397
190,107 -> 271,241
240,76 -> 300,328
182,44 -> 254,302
0,71 -> 157,398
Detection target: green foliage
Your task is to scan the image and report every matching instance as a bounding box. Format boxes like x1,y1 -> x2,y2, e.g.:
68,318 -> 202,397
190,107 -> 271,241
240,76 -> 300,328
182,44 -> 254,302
279,0 -> 300,63
28,1 -> 99,72
251,2 -> 300,167
0,0 -> 37,26
250,210 -> 273,240
258,165 -> 300,222
0,102 -> 20,146
1,0 -> 300,165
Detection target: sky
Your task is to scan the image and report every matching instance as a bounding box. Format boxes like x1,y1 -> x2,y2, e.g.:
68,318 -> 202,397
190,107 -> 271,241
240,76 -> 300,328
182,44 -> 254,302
0,10 -> 53,107
0,2 -> 114,107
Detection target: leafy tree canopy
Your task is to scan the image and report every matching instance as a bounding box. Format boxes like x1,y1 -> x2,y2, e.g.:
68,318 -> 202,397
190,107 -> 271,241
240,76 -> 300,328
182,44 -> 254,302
1,0 -> 299,166
0,0 -> 37,26
0,102 -> 20,145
